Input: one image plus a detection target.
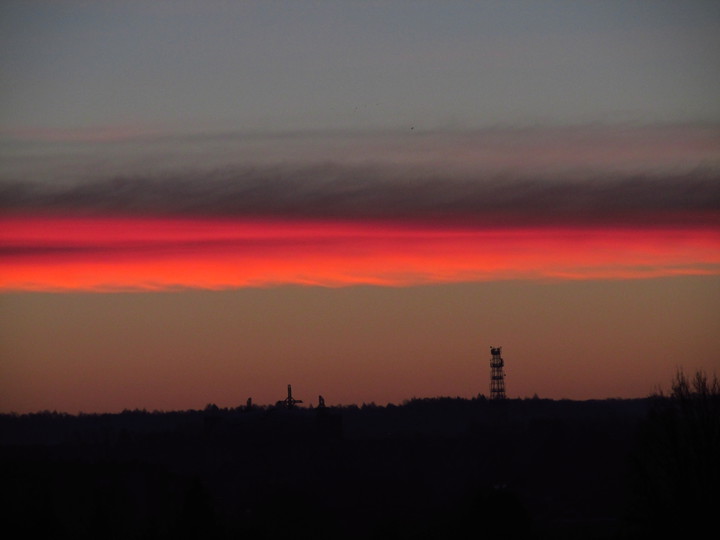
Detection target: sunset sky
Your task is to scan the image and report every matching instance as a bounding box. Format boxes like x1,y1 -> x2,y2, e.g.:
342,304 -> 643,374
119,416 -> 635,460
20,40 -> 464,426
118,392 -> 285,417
1,1 -> 719,413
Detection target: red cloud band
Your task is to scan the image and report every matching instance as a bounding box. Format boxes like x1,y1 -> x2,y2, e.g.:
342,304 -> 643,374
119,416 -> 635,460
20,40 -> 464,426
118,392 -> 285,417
1,216 -> 719,291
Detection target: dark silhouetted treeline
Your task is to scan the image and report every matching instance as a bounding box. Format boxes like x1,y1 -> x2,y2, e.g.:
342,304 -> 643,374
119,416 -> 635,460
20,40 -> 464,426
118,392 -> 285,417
1,380 -> 717,539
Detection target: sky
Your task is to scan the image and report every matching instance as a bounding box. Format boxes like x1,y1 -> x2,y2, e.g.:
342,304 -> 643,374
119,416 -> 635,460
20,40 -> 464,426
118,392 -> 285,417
1,1 -> 719,413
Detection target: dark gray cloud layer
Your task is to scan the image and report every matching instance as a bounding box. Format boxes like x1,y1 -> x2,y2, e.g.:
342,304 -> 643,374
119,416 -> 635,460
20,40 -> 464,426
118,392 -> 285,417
2,163 -> 719,227
2,126 -> 719,227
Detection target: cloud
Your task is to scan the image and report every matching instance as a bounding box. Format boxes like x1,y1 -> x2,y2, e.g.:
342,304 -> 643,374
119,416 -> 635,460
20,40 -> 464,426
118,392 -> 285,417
1,216 -> 719,291
0,125 -> 162,144
2,124 -> 718,228
2,164 -> 719,228
2,125 -> 719,290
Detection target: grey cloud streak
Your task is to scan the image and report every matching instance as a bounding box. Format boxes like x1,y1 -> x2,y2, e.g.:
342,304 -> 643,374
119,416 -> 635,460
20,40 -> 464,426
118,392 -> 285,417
2,125 -> 719,227
2,163 -> 719,228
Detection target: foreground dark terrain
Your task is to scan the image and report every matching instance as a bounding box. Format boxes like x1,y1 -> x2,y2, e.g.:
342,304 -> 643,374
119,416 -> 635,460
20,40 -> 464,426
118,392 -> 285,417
1,386 -> 717,539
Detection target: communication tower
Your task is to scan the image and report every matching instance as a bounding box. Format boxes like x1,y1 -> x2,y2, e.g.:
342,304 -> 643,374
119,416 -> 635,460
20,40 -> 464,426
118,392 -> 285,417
490,346 -> 506,399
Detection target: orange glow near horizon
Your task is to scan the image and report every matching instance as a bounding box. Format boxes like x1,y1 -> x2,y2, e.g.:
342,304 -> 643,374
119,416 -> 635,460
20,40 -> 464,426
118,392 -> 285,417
1,216 -> 719,291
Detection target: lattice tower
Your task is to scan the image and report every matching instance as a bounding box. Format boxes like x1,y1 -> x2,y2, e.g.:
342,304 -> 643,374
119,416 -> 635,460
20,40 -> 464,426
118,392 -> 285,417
490,346 -> 506,399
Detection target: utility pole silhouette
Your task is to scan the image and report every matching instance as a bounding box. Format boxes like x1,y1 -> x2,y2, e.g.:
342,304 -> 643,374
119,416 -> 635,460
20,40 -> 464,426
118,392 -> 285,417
282,384 -> 303,409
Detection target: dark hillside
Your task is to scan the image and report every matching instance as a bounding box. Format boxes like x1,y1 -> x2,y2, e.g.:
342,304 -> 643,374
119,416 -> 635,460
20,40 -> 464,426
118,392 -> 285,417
0,397 -> 691,539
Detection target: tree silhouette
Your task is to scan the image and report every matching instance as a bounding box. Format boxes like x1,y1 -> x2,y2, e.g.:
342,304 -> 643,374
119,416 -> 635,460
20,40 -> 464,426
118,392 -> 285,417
627,369 -> 720,537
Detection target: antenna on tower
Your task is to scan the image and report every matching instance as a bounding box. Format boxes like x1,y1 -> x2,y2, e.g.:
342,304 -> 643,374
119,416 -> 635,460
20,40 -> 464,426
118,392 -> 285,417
490,346 -> 506,399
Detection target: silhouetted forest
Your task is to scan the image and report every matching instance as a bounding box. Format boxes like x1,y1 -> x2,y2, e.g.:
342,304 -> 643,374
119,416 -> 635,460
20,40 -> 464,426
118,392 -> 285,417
2,373 -> 718,539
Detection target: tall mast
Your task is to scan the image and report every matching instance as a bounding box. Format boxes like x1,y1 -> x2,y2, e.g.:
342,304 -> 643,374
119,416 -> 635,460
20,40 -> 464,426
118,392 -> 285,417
490,346 -> 506,400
